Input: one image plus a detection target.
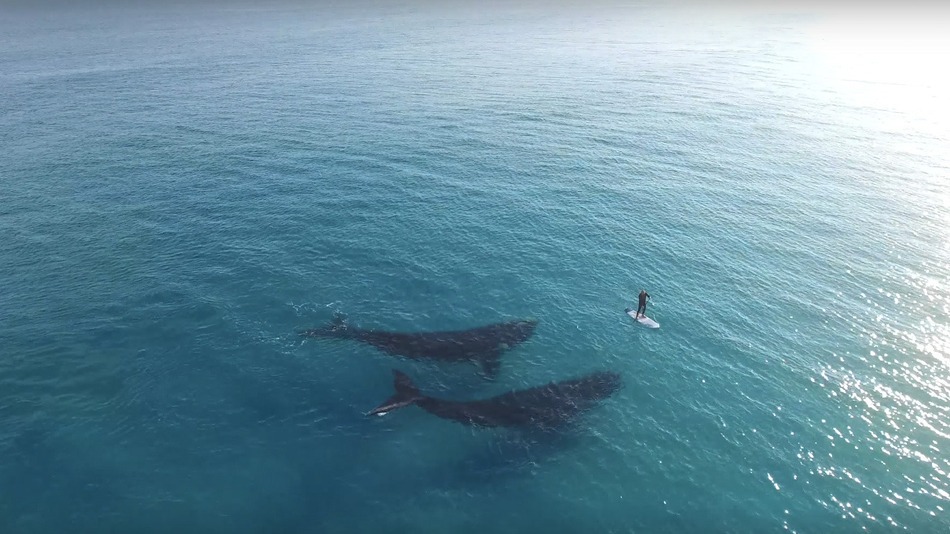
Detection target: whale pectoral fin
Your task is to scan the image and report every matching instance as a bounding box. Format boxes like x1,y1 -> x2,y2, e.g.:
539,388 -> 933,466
478,351 -> 502,380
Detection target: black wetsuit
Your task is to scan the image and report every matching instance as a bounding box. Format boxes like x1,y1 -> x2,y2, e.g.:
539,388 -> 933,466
636,292 -> 649,317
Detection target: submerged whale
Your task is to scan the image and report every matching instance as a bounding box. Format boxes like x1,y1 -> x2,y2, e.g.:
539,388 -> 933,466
300,317 -> 538,378
367,369 -> 622,430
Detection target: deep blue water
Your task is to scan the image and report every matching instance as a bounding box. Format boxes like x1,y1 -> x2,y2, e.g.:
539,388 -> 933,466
2,2 -> 949,532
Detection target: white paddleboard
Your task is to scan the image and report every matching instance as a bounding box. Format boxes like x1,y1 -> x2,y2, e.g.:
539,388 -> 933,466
626,308 -> 660,329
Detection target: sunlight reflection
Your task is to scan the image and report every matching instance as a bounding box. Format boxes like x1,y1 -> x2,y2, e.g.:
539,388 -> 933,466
804,10 -> 950,128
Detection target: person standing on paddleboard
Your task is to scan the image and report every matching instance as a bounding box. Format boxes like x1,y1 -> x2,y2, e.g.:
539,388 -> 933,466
636,290 -> 650,319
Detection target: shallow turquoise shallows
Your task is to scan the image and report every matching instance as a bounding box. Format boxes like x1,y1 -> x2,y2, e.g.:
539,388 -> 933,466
2,3 -> 948,533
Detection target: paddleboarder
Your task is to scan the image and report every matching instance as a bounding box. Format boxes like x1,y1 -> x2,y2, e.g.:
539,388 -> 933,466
635,290 -> 650,319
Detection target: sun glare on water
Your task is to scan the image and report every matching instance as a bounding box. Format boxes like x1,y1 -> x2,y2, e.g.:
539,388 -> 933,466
803,9 -> 950,140
794,9 -> 950,522
803,6 -> 950,296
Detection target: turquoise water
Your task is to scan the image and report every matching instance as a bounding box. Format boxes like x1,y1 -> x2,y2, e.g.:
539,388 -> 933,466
2,2 -> 949,532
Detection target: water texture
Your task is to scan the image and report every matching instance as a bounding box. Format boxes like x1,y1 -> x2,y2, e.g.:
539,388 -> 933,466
1,2 -> 948,532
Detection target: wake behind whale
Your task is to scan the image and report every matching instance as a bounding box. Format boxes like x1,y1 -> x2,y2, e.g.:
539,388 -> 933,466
368,369 -> 622,431
301,317 -> 537,378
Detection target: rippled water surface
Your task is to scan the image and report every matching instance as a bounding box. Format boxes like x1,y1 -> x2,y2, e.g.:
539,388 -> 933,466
1,2 -> 948,532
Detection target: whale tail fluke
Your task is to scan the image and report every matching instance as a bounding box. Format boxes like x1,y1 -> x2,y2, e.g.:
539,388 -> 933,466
367,370 -> 424,416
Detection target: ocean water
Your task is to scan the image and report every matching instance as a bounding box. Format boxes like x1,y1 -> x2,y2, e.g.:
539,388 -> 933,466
1,2 -> 949,532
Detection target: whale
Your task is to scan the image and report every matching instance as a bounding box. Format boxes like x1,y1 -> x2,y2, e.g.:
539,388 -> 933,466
367,369 -> 622,430
300,317 -> 538,378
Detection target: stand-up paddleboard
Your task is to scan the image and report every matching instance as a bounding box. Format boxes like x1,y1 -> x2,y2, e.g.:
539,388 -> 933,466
625,308 -> 660,329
